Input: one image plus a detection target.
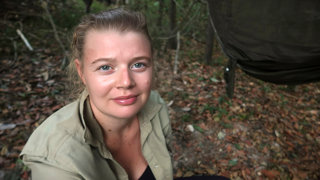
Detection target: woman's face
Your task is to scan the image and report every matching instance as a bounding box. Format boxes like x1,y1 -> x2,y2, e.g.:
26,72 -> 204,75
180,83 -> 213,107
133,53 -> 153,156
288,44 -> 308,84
75,30 -> 152,121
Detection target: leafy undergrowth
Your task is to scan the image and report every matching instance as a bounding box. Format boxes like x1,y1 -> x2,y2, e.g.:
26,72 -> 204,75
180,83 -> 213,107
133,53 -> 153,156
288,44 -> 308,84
155,48 -> 320,179
1,29 -> 320,180
0,48 -> 70,179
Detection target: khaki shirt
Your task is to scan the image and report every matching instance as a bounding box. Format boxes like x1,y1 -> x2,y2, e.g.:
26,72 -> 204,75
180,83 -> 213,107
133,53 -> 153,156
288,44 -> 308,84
20,90 -> 173,180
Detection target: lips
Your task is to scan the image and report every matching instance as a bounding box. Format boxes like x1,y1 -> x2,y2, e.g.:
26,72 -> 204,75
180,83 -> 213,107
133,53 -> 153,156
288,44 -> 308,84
113,95 -> 138,105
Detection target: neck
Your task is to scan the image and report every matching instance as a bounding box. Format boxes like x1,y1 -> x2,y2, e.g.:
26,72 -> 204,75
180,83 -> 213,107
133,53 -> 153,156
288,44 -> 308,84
98,115 -> 140,152
99,115 -> 138,137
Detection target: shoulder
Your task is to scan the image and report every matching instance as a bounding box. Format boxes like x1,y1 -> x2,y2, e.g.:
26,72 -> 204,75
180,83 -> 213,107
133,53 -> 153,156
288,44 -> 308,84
143,90 -> 170,129
148,90 -> 165,104
21,99 -> 84,159
152,90 -> 169,118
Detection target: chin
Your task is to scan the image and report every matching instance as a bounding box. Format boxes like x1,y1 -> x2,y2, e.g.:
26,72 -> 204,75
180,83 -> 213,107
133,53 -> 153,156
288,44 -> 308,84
116,114 -> 138,120
113,108 -> 141,120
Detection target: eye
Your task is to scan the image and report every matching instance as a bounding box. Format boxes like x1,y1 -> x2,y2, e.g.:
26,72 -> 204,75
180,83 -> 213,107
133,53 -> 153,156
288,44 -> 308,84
97,65 -> 114,74
131,62 -> 147,71
132,63 -> 146,69
99,65 -> 112,71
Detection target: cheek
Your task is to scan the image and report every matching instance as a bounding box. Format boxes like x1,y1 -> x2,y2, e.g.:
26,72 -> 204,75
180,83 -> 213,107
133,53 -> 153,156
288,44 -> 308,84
143,79 -> 152,89
85,74 -> 115,95
134,72 -> 151,90
142,72 -> 153,90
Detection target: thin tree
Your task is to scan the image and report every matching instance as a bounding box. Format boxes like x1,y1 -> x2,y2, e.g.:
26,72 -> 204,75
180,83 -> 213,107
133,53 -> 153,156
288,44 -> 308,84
168,0 -> 177,49
205,14 -> 214,65
157,0 -> 164,28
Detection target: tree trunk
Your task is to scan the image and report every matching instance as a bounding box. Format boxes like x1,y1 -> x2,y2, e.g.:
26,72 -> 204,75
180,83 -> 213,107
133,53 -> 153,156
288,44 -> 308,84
205,15 -> 214,65
168,0 -> 177,49
83,0 -> 93,13
131,0 -> 141,11
143,0 -> 148,12
157,0 -> 164,28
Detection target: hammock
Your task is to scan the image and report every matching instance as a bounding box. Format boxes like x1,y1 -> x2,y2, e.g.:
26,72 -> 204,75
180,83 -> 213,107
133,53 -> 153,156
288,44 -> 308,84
207,0 -> 320,97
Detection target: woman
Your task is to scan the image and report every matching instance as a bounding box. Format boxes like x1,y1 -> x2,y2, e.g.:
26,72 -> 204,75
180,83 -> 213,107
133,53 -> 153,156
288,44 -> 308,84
21,8 -> 172,180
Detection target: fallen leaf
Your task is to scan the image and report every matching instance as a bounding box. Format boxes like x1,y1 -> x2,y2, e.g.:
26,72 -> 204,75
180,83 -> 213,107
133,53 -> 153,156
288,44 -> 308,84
184,171 -> 194,177
261,169 -> 280,179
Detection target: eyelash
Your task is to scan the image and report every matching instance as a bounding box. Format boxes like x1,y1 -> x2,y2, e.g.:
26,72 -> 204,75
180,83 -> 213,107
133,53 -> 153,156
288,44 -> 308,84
96,65 -> 115,75
98,65 -> 112,71
97,62 -> 149,73
131,62 -> 146,69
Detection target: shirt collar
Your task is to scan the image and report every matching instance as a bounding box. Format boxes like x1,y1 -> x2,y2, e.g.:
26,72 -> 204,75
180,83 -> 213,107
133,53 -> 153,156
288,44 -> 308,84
79,90 -> 112,158
138,92 -> 163,144
78,90 -> 163,157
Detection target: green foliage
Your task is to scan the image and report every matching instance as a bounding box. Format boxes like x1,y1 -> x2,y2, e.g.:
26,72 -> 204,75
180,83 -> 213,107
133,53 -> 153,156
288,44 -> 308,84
203,104 -> 216,114
279,94 -> 288,107
3,158 -> 29,180
218,96 -> 232,106
181,113 -> 191,122
52,1 -> 86,29
167,91 -> 175,99
228,158 -> 238,166
238,112 -> 251,120
220,121 -> 233,129
90,0 -> 110,12
198,76 -> 205,81
234,143 -> 242,150
262,84 -> 272,93
46,0 -> 111,30
193,124 -> 205,133
214,56 -> 226,66
187,73 -> 197,78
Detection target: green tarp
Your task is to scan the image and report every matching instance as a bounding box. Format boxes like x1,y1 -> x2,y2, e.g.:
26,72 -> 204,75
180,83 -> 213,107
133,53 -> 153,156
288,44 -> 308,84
207,0 -> 320,86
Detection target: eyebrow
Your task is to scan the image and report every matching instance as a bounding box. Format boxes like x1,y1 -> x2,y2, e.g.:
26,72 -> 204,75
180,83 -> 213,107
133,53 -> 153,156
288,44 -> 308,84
132,56 -> 152,61
91,58 -> 116,65
91,56 -> 151,65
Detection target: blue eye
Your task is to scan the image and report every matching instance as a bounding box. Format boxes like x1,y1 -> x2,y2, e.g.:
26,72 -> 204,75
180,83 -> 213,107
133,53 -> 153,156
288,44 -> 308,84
132,63 -> 145,69
99,65 -> 112,71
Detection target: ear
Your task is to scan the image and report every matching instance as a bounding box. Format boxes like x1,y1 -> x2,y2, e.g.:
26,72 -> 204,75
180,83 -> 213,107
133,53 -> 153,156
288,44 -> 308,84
75,59 -> 86,85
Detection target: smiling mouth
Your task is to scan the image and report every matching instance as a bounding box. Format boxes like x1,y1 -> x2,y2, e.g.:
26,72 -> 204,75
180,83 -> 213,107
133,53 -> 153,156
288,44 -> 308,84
113,95 -> 138,105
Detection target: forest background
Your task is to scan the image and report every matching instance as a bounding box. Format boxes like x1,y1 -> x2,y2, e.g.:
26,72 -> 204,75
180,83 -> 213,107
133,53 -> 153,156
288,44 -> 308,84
0,0 -> 319,179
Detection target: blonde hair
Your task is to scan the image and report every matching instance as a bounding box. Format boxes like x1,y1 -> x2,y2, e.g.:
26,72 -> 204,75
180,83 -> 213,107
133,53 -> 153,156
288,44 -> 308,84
68,8 -> 152,98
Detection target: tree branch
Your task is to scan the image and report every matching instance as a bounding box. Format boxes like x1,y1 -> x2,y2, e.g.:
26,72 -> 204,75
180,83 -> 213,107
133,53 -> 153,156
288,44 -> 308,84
173,31 -> 180,75
40,0 -> 69,68
16,29 -> 33,51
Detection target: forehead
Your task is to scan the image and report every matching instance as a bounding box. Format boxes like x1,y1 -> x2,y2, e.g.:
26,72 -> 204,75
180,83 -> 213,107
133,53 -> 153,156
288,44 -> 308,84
85,29 -> 150,44
84,29 -> 150,49
82,29 -> 152,61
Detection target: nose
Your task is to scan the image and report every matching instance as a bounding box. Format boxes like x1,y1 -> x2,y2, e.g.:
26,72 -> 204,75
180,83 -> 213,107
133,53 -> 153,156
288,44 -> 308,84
116,68 -> 136,89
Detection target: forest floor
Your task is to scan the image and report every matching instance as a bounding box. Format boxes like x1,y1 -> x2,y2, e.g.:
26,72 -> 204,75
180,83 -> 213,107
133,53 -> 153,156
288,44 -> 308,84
1,2 -> 320,179
155,47 -> 320,180
1,39 -> 320,180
